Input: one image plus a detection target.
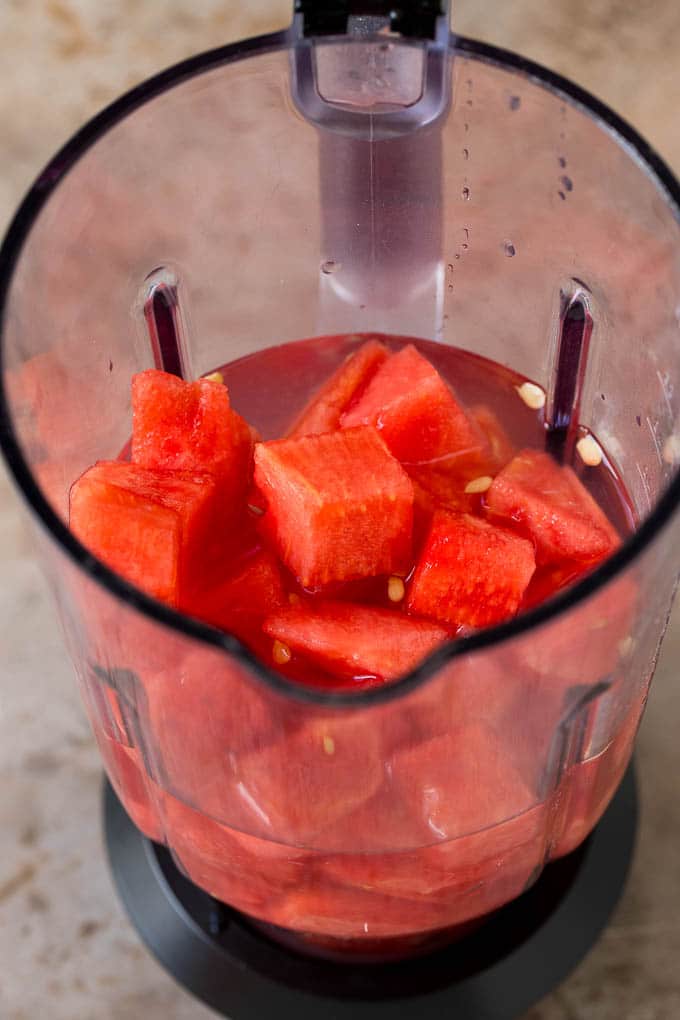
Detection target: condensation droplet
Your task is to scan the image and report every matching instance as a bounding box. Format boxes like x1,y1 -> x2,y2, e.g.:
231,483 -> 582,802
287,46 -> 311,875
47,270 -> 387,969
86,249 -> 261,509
461,186 -> 471,201
463,227 -> 469,240
447,263 -> 454,272
462,147 -> 469,160
560,174 -> 574,192
321,260 -> 340,275
503,241 -> 516,257
558,190 -> 566,201
461,242 -> 468,250
558,156 -> 567,168
509,95 -> 521,111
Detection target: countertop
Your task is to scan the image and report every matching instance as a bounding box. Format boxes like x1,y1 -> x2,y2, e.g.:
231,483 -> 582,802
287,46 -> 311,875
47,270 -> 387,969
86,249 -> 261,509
1,2 -> 679,1018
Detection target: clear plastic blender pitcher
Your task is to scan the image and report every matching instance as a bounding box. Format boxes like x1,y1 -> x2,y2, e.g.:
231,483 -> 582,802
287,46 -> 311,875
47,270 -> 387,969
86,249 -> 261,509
1,2 -> 680,962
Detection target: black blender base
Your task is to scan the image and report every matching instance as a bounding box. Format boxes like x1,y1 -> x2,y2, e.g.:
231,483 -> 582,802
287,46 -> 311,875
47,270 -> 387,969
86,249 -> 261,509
103,767 -> 637,1020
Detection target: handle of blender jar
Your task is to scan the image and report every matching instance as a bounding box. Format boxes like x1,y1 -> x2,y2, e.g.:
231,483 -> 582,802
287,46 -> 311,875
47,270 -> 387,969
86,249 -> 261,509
294,0 -> 451,39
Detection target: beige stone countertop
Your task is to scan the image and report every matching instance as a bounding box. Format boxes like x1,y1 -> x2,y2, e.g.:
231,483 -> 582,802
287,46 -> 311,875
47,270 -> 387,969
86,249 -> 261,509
1,2 -> 680,1018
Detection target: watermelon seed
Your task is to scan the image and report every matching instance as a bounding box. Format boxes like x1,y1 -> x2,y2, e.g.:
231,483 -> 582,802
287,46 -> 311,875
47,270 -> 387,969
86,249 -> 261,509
516,382 -> 546,410
663,434 -> 680,465
387,576 -> 406,602
576,435 -> 602,467
322,736 -> 335,755
272,640 -> 292,665
465,475 -> 493,494
618,636 -> 635,659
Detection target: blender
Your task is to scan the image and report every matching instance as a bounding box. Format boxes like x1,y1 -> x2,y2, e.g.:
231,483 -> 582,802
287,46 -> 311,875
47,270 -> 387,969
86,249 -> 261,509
1,1 -> 679,1016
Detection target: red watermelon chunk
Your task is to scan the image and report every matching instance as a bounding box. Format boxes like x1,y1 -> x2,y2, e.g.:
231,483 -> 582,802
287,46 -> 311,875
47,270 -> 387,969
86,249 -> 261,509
341,344 -> 484,466
143,648 -> 282,826
407,465 -> 479,516
390,724 -> 536,840
131,369 -> 253,520
234,714 -> 385,843
190,549 -> 286,630
288,338 -> 388,438
263,601 -> 449,682
408,510 -> 535,629
188,548 -> 287,658
69,460 -> 217,606
162,794 -> 310,920
253,426 -> 413,588
485,449 -> 620,567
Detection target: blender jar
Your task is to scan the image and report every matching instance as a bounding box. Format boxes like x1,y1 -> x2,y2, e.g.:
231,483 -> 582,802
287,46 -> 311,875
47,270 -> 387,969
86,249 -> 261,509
1,5 -> 680,961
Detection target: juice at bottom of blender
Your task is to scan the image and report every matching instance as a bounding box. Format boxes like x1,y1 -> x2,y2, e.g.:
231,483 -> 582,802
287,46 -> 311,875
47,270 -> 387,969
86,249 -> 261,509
82,334 -> 640,960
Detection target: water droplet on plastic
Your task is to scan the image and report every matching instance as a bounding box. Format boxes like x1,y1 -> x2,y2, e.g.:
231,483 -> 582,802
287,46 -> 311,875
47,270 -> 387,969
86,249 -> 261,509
461,186 -> 471,201
558,156 -> 567,168
454,253 -> 461,260
503,241 -> 516,257
462,228 -> 469,240
461,242 -> 468,250
464,122 -> 469,133
321,260 -> 340,275
466,98 -> 473,107
560,174 -> 573,192
448,283 -> 454,291
447,263 -> 454,272
462,147 -> 469,160
558,190 -> 566,201
509,95 -> 521,111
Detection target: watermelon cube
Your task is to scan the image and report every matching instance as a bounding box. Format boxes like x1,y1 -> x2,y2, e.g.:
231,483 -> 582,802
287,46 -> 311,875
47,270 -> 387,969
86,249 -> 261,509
253,426 -> 414,588
69,460 -> 218,606
160,794 -> 310,920
341,344 -> 484,466
485,449 -> 620,567
408,510 -> 536,629
143,648 -> 282,826
188,548 -> 287,658
408,465 -> 480,516
263,601 -> 449,682
288,338 -> 389,437
390,724 -> 535,840
132,369 -> 253,520
234,714 -> 385,843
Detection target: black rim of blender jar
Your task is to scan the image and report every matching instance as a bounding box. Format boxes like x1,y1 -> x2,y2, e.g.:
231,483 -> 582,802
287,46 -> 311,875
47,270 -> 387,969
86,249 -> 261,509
1,29 -> 679,708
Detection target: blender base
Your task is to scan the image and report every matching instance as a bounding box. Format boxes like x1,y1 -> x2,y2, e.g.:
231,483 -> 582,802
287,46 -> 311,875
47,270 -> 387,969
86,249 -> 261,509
103,765 -> 637,1020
